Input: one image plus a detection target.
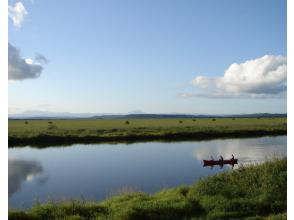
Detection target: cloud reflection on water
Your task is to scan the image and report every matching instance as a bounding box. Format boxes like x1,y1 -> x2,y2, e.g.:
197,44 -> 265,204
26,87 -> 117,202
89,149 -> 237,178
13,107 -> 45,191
193,137 -> 286,167
9,158 -> 46,197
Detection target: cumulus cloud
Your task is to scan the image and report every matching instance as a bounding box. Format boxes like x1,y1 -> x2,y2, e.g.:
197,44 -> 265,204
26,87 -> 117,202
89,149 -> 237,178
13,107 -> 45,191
186,55 -> 287,99
8,2 -> 28,27
9,43 -> 47,80
180,92 -> 286,99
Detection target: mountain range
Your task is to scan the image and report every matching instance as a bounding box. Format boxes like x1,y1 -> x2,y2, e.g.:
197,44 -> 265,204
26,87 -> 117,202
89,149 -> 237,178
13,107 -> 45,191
8,110 -> 287,119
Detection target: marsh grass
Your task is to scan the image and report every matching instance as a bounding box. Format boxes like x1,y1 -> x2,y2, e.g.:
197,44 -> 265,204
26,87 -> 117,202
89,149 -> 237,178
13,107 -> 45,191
9,118 -> 287,147
9,158 -> 286,220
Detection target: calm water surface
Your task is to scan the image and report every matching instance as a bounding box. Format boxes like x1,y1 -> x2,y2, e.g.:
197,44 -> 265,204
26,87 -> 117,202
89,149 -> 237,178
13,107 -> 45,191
9,135 -> 286,208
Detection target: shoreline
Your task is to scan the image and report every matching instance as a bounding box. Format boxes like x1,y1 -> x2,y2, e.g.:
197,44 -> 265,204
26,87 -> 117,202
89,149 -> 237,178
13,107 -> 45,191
9,129 -> 286,147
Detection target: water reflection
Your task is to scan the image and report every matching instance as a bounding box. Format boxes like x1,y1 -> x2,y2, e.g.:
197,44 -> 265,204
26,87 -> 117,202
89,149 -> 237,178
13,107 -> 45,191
9,158 -> 47,197
193,136 -> 286,167
204,163 -> 236,169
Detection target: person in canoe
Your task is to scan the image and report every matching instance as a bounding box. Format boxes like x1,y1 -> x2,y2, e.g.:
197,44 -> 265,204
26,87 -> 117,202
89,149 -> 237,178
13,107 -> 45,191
231,154 -> 234,160
219,155 -> 224,162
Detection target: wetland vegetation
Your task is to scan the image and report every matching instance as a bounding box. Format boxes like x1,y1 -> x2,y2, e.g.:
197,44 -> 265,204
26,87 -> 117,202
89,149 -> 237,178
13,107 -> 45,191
9,117 -> 286,147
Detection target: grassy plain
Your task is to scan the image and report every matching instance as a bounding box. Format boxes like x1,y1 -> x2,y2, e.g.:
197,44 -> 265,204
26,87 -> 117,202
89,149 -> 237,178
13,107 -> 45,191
9,157 -> 287,220
9,117 -> 287,146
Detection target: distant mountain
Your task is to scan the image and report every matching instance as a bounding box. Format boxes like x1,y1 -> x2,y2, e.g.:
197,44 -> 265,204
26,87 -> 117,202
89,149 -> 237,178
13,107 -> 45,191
90,113 -> 287,119
127,110 -> 146,114
91,114 -> 194,119
222,113 -> 287,118
9,110 -> 118,119
9,110 -> 286,120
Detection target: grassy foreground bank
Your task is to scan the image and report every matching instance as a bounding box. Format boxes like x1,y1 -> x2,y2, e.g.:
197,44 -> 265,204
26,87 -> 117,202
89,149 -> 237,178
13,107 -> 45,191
9,117 -> 286,146
9,158 -> 286,220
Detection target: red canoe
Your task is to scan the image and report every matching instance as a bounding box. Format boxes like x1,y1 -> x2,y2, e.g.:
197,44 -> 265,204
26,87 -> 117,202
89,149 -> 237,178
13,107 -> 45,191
203,159 -> 238,166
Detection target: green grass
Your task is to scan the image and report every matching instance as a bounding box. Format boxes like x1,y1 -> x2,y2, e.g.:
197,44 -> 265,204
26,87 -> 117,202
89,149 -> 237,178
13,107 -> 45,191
9,117 -> 287,146
9,158 -> 287,220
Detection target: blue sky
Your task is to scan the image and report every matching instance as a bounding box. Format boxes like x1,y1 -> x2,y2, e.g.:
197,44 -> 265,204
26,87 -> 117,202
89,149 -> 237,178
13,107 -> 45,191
8,0 -> 287,114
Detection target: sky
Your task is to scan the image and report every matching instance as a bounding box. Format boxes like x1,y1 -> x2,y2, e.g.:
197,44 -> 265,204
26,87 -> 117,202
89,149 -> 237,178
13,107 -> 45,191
8,0 -> 287,114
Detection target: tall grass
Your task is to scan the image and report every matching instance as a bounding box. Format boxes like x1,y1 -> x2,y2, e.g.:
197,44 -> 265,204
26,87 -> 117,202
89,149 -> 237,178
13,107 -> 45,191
9,118 -> 287,147
9,158 -> 286,219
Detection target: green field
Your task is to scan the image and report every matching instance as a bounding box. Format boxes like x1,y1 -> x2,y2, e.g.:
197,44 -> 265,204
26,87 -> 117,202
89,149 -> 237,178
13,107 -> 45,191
9,117 -> 286,146
9,157 -> 286,220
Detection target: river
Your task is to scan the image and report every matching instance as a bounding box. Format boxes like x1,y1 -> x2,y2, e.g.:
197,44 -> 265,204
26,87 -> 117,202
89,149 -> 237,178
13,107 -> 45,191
9,135 -> 286,208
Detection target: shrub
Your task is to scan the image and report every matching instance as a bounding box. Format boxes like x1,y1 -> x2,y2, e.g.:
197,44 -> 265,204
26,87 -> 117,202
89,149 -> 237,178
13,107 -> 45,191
179,120 -> 183,124
125,121 -> 130,125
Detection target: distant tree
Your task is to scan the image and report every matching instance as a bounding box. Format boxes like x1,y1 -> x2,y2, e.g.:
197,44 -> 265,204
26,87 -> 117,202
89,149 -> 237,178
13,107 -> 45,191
179,120 -> 183,124
48,121 -> 53,124
192,119 -> 196,122
212,118 -> 216,122
232,118 -> 236,120
125,121 -> 130,125
24,121 -> 28,125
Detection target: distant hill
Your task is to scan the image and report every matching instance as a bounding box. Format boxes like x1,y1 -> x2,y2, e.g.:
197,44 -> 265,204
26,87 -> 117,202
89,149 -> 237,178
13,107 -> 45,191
8,110 -> 121,119
92,113 -> 287,119
9,111 -> 286,120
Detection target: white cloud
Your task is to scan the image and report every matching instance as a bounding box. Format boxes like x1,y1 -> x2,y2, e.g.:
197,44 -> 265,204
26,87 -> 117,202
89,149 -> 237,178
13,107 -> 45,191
180,92 -> 286,99
8,2 -> 28,27
9,43 -> 47,80
25,58 -> 33,64
188,55 -> 287,99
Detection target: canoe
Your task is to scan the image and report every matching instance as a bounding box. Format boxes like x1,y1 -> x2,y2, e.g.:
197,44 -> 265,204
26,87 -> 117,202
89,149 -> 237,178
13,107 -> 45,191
203,159 -> 238,166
